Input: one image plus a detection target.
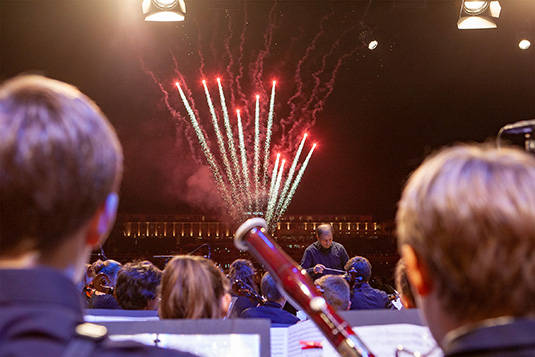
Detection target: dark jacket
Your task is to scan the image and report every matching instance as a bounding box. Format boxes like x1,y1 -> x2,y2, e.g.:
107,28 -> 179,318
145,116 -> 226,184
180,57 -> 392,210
300,241 -> 349,280
444,318 -> 535,356
0,268 -> 194,357
240,301 -> 300,325
349,283 -> 393,310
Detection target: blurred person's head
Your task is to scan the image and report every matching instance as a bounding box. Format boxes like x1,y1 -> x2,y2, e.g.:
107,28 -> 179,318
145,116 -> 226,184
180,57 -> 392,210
395,259 -> 416,309
397,144 -> 535,345
159,256 -> 230,319
115,261 -> 162,310
0,75 -> 122,282
315,275 -> 350,310
228,259 -> 257,292
261,272 -> 285,304
344,256 -> 372,283
92,259 -> 122,293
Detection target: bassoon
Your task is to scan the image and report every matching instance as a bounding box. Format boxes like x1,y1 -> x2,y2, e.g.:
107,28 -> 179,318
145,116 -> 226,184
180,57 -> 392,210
235,218 -> 375,357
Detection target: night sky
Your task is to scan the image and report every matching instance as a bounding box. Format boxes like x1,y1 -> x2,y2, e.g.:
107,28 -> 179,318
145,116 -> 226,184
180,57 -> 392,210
2,0 -> 534,222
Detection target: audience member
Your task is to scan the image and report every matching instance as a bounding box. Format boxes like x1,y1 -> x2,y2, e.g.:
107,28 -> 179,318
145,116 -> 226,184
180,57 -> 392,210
0,75 -> 192,356
397,144 -> 535,355
241,272 -> 300,325
315,274 -> 351,311
394,258 -> 416,309
227,258 -> 259,318
115,260 -> 162,310
345,256 -> 393,310
301,223 -> 349,280
159,255 -> 231,319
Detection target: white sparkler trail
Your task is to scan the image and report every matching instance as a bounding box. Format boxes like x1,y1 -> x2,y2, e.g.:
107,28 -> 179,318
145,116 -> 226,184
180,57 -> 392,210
276,144 -> 316,222
202,80 -> 238,198
253,94 -> 261,210
236,109 -> 251,210
217,78 -> 243,198
266,158 -> 285,226
175,83 -> 234,212
262,81 -> 276,190
276,133 -> 307,215
268,153 -> 280,202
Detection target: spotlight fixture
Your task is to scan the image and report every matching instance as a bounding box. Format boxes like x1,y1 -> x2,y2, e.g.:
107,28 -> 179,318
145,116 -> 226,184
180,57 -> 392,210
142,0 -> 186,22
517,23 -> 532,50
519,39 -> 531,50
359,24 -> 378,50
457,0 -> 501,30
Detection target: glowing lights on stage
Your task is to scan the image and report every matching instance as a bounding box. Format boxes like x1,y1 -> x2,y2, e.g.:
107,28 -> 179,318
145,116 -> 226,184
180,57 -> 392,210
142,0 -> 186,22
175,78 -> 316,229
457,1 -> 501,29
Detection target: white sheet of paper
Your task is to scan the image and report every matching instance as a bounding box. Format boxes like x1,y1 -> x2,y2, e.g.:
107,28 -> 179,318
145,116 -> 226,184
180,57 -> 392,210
110,333 -> 260,357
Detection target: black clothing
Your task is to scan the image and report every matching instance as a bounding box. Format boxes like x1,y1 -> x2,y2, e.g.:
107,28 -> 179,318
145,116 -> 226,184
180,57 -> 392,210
300,241 -> 349,280
444,318 -> 535,356
88,292 -> 121,309
0,268 -> 194,357
228,295 -> 257,319
240,301 -> 300,325
349,283 -> 393,310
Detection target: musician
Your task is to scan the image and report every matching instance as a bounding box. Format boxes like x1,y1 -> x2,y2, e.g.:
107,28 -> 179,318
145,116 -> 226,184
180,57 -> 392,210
300,223 -> 349,280
227,259 -> 259,318
315,274 -> 351,311
240,272 -> 300,325
345,256 -> 393,310
114,261 -> 162,310
159,255 -> 231,319
88,259 -> 122,309
397,144 -> 535,355
394,258 -> 416,309
0,75 -> 193,356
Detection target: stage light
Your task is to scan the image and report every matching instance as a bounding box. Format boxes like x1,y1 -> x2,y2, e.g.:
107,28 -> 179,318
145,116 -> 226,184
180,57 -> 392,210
457,1 -> 501,29
519,39 -> 531,50
517,23 -> 531,50
142,0 -> 186,22
359,24 -> 378,50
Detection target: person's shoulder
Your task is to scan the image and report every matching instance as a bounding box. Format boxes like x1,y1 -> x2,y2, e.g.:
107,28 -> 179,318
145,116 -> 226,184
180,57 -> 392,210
304,243 -> 317,251
332,241 -> 346,249
240,306 -> 259,318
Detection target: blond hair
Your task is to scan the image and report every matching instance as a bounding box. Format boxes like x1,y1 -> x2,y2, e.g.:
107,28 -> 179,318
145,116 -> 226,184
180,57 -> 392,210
159,255 -> 229,319
396,144 -> 535,321
315,274 -> 350,310
0,75 -> 122,256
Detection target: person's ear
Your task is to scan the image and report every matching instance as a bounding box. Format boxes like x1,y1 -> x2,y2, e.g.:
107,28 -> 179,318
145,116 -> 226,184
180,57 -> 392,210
401,244 -> 433,296
87,193 -> 119,246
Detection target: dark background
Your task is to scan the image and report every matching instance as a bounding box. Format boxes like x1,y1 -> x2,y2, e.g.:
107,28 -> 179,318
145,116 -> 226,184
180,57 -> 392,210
2,0 -> 534,222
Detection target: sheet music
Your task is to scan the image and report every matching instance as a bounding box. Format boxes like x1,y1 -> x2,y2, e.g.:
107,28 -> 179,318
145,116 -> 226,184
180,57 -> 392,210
286,321 -> 324,357
270,327 -> 289,357
110,333 -> 260,357
283,322 -> 443,357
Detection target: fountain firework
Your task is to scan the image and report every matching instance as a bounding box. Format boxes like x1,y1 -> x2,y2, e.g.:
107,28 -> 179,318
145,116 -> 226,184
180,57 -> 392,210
142,1 -> 366,229
175,79 -> 315,230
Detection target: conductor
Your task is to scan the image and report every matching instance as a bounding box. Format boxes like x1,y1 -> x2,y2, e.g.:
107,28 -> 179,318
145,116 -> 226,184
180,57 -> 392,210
300,223 -> 349,280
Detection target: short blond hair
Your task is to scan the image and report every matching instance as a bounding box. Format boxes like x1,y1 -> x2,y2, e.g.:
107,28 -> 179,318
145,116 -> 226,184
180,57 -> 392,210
396,144 -> 535,321
159,256 -> 229,319
315,274 -> 350,310
0,75 -> 123,256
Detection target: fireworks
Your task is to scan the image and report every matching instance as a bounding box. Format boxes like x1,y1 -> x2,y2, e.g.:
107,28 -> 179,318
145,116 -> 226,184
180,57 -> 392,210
176,79 -> 315,229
